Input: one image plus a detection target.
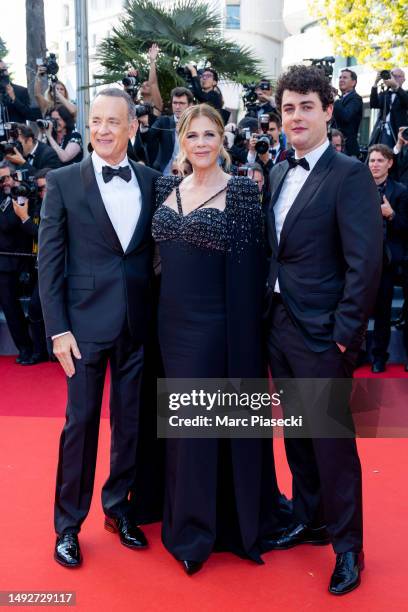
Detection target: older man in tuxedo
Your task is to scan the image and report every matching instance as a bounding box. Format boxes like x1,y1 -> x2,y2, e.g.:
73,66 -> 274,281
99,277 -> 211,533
39,89 -> 160,567
263,65 -> 382,595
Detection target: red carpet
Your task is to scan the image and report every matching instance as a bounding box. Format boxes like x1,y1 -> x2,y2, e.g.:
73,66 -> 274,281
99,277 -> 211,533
0,356 -> 407,611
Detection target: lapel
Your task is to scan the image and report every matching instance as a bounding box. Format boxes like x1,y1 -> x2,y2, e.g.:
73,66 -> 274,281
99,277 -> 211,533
80,155 -> 124,254
278,145 -> 335,253
268,161 -> 290,252
124,160 -> 152,254
385,179 -> 395,205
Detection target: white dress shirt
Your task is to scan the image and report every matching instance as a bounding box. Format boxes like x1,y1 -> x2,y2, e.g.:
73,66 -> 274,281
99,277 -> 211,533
52,151 -> 142,340
274,139 -> 330,292
92,151 -> 142,251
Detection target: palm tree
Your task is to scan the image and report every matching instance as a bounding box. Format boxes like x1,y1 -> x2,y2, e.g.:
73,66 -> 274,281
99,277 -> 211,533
0,37 -> 8,60
25,0 -> 47,101
95,0 -> 263,103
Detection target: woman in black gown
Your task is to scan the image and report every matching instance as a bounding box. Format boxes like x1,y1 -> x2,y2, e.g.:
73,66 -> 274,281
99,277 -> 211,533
152,104 -> 290,575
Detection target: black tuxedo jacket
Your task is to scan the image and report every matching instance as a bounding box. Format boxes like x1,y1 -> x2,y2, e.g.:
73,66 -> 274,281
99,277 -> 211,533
383,178 -> 408,263
370,86 -> 408,140
38,156 -> 160,342
145,115 -> 176,172
332,90 -> 363,156
0,196 -> 25,272
266,146 -> 383,352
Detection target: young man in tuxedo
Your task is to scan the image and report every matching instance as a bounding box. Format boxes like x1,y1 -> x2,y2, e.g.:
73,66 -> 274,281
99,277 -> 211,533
39,88 -> 160,568
368,144 -> 408,372
263,65 -> 383,595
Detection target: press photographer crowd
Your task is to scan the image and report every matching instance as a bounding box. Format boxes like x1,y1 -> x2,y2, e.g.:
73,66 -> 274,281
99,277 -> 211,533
1,49 -> 408,372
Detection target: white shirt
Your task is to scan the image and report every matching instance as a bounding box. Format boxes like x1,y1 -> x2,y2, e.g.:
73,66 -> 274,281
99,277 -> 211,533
92,150 -> 141,252
52,151 -> 142,340
274,139 -> 330,292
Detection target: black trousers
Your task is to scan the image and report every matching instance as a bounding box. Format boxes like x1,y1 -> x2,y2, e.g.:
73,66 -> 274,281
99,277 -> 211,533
372,263 -> 408,360
54,326 -> 144,535
0,271 -> 32,352
266,300 -> 363,554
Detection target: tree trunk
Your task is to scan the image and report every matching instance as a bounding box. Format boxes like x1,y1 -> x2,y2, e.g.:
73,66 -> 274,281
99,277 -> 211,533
25,0 -> 46,102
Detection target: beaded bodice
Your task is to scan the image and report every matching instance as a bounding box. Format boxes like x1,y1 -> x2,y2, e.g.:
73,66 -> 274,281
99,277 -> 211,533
152,175 -> 263,256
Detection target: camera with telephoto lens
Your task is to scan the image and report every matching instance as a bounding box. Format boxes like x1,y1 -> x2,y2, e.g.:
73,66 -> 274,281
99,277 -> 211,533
10,170 -> 38,201
253,134 -> 271,155
0,122 -> 23,159
122,73 -> 141,99
134,103 -> 153,119
36,118 -> 57,131
401,127 -> 408,141
304,56 -> 335,80
380,70 -> 392,81
39,53 -> 59,83
176,64 -> 204,90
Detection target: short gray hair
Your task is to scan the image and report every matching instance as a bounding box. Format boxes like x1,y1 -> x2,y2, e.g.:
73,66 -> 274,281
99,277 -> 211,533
93,88 -> 136,122
0,160 -> 15,171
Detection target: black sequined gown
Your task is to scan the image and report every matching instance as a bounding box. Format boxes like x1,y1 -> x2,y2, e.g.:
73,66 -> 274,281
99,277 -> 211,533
152,175 -> 290,564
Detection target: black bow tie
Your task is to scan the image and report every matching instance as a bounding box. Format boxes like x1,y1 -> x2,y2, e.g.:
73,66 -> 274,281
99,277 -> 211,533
27,153 -> 34,163
287,154 -> 310,171
102,165 -> 132,183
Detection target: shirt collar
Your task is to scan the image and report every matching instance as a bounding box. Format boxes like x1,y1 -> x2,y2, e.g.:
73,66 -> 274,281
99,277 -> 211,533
295,139 -> 330,172
92,150 -> 129,175
30,142 -> 39,157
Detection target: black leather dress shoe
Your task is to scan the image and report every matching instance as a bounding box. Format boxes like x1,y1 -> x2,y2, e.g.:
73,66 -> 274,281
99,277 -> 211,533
329,551 -> 364,595
20,352 -> 49,366
263,523 -> 330,550
181,560 -> 203,576
54,533 -> 82,568
371,359 -> 386,373
104,515 -> 148,549
15,349 -> 32,365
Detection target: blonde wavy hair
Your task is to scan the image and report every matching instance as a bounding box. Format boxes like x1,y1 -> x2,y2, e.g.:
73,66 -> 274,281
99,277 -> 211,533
176,104 -> 231,173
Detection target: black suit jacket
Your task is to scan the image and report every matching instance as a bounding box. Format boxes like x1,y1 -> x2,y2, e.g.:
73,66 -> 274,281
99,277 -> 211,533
370,86 -> 408,140
0,196 -> 24,272
332,90 -> 363,156
392,146 -> 408,187
145,115 -> 176,172
30,141 -> 61,170
266,146 -> 383,352
38,156 -> 160,342
1,83 -> 39,123
383,178 -> 408,263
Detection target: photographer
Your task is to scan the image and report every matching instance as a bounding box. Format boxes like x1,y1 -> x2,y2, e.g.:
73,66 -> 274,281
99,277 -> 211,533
40,105 -> 83,166
34,65 -> 77,118
369,68 -> 408,147
12,168 -> 50,364
5,124 -> 60,171
392,126 -> 408,187
254,79 -> 276,117
0,59 -> 37,124
247,113 -> 287,204
144,87 -> 193,173
367,144 -> 408,372
186,65 -> 223,111
0,161 -> 33,363
332,69 -> 362,157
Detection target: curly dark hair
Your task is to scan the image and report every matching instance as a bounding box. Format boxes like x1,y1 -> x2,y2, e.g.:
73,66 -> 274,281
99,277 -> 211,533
275,65 -> 335,111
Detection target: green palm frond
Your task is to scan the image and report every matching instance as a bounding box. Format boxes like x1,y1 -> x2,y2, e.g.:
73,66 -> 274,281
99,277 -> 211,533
0,36 -> 8,59
95,0 -> 263,101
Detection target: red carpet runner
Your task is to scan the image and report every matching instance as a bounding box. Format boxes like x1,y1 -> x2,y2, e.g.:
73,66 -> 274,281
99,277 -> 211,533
0,357 -> 407,611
